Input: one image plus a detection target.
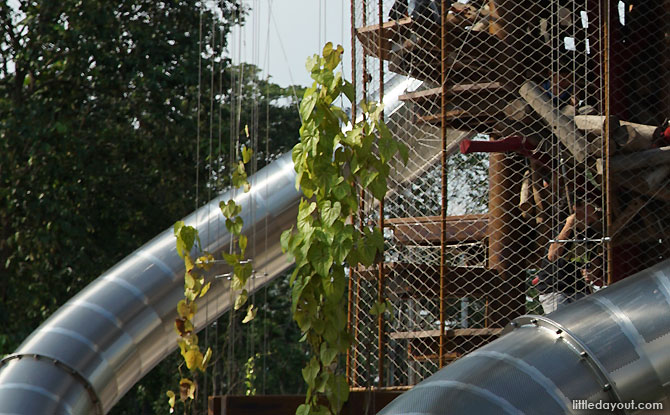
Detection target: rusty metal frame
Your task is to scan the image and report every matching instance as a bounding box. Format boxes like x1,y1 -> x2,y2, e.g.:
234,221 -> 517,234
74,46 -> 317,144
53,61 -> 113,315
376,0 -> 386,388
346,0 -> 357,384
439,0 -> 449,369
603,0 -> 613,286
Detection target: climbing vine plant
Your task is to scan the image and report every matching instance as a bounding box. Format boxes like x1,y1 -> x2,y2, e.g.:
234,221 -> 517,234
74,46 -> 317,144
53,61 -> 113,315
281,43 -> 407,415
167,145 -> 255,413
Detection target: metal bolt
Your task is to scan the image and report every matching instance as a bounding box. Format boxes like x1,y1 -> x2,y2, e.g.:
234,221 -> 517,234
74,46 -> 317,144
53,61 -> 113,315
603,384 -> 612,392
556,329 -> 563,335
530,319 -> 538,325
580,351 -> 588,358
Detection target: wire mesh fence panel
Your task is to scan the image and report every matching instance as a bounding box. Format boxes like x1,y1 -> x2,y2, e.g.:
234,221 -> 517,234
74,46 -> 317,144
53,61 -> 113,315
606,0 -> 670,287
349,0 -> 669,390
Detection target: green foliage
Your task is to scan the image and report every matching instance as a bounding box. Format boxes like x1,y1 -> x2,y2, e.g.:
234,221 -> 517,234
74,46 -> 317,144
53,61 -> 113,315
129,272 -> 310,414
0,0 -> 241,350
171,222 -> 213,412
281,43 -> 407,415
220,273 -> 310,397
244,353 -> 261,396
168,146 -> 253,413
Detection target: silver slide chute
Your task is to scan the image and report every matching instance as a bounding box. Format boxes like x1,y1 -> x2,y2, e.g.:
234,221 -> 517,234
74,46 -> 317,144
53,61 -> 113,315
380,259 -> 670,415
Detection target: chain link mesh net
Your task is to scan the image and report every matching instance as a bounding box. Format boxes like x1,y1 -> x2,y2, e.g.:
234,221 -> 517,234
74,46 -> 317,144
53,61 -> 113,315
348,0 -> 669,390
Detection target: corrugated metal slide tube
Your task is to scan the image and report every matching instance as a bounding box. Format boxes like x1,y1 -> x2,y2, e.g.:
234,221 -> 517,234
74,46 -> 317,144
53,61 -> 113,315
380,259 -> 670,415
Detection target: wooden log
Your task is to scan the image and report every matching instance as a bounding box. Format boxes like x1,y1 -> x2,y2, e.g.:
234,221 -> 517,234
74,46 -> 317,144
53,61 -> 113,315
530,161 -> 552,266
493,120 -> 547,149
503,98 -> 532,122
575,115 -> 657,153
596,145 -> 670,175
530,163 -> 550,220
488,151 -> 512,273
487,1 -> 506,39
519,170 -> 533,218
620,125 -> 656,152
575,115 -> 656,138
520,81 -> 588,162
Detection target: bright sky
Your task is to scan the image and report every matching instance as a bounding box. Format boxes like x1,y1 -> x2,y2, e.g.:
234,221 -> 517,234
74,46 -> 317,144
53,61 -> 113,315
229,0 -> 351,88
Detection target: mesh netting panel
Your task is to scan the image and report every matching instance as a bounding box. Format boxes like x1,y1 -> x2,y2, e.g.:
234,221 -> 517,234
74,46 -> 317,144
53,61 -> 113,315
348,0 -> 670,389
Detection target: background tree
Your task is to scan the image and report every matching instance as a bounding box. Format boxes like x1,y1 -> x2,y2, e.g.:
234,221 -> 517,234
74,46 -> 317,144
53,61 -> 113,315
0,0 -> 240,348
0,0 -> 306,413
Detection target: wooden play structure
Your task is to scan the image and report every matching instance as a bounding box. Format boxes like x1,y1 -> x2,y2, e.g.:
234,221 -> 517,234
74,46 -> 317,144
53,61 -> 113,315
346,0 -> 670,394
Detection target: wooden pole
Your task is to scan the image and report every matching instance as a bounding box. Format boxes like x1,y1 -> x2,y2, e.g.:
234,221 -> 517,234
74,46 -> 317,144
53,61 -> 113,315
488,150 -> 526,325
575,115 -> 656,138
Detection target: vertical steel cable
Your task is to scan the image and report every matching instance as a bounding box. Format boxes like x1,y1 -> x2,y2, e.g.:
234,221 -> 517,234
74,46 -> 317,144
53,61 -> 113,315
261,0 -> 273,395
213,15 -> 226,397
196,2 -> 203,216
203,15 -> 216,411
